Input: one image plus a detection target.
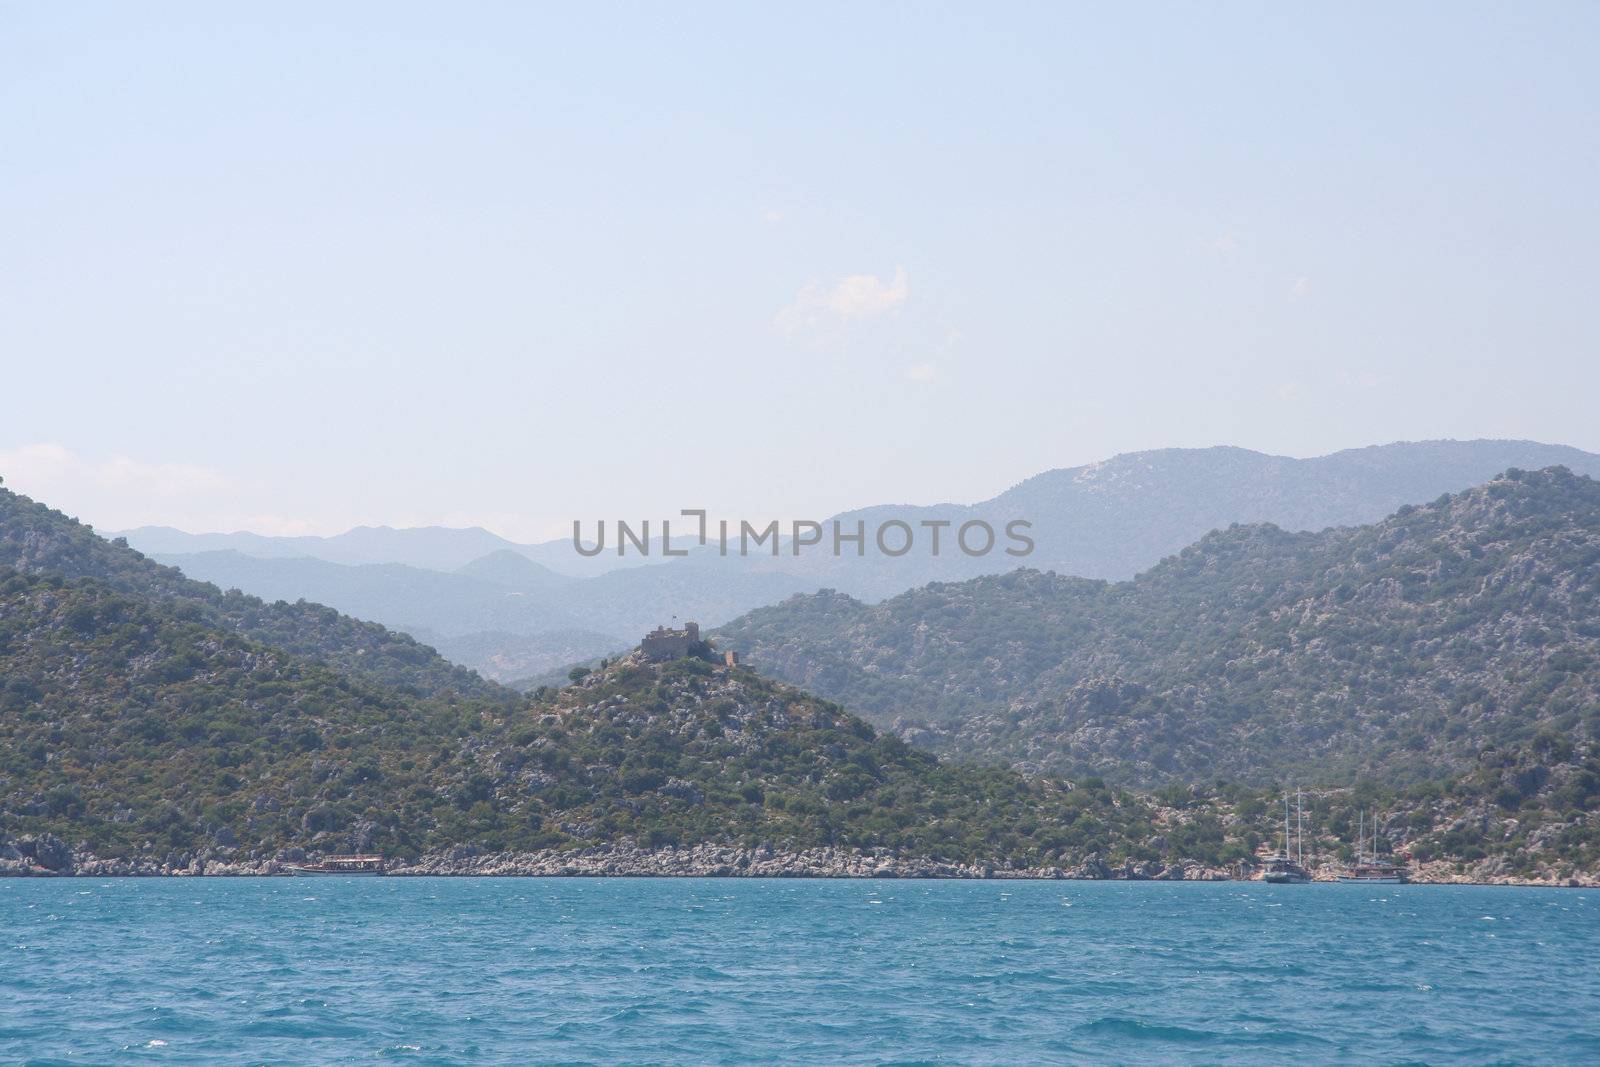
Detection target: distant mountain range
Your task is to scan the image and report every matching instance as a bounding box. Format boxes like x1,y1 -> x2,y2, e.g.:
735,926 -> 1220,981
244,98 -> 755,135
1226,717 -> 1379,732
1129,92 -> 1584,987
716,466 -> 1600,786
113,523 -> 641,578
4,470 -> 1597,882
0,485 -> 503,702
112,440 -> 1600,681
136,548 -> 816,682
0,490 -> 1204,873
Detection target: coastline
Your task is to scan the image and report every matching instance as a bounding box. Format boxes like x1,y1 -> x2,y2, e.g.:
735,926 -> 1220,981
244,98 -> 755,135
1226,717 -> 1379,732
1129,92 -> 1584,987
3,840 -> 1595,886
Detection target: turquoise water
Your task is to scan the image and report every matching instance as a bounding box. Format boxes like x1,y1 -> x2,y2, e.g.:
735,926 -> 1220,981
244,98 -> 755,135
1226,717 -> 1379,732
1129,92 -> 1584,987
4,879 -> 1597,1064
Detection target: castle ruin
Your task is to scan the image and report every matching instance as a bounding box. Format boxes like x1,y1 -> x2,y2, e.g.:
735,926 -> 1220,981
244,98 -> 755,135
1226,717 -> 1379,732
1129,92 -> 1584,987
640,621 -> 701,662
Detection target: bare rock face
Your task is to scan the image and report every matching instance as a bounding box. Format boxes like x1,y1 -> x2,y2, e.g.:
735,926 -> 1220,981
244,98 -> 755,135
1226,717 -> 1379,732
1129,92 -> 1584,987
1123,860 -> 1163,879
1181,863 -> 1230,881
15,833 -> 73,873
659,778 -> 704,805
1067,853 -> 1112,879
347,820 -> 380,853
301,804 -> 341,834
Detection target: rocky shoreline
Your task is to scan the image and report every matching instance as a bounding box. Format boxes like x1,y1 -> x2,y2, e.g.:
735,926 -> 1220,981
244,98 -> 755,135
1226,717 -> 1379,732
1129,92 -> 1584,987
3,835 -> 1595,885
384,844 -> 1239,880
0,838 -> 1222,880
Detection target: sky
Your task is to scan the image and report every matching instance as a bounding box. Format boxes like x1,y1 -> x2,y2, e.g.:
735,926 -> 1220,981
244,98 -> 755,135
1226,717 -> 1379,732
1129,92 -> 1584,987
2,2 -> 1597,541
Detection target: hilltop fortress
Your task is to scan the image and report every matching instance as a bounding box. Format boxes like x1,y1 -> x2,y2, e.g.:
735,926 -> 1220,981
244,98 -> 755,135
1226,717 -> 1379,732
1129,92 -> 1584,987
640,621 -> 701,662
640,621 -> 740,667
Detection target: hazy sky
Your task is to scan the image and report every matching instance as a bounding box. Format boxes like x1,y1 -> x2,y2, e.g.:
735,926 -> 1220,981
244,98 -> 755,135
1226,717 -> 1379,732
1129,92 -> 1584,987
3,3 -> 1597,540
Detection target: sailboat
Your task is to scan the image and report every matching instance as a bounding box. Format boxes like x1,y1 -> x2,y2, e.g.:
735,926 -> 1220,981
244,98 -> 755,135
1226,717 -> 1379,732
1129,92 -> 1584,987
286,854 -> 385,875
1261,790 -> 1312,883
1336,810 -> 1409,884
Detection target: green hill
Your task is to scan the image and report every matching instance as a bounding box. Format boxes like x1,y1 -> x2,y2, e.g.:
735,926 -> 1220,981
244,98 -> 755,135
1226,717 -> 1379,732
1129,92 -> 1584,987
0,567 -> 1193,871
114,441 -> 1600,682
0,485 -> 501,701
716,467 -> 1600,785
4,473 -> 1597,882
4,574 -> 1592,881
0,567 -> 506,861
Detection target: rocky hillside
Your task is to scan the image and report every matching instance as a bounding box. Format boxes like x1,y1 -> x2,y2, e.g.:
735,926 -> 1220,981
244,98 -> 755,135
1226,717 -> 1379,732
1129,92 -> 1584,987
0,564 -> 1219,872
717,467 -> 1600,784
494,654 -> 1144,863
3,561 -> 1595,881
0,568 -> 509,862
0,485 -> 501,701
5,471 -> 1597,881
111,440 -> 1600,681
1401,735 -> 1600,883
963,439 -> 1600,586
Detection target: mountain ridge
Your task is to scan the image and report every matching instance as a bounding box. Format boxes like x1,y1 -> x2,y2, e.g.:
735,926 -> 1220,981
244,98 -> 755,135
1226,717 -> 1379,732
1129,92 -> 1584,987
106,440 -> 1600,680
0,564 -> 1202,872
3,481 -> 1597,883
715,466 -> 1600,785
0,486 -> 505,702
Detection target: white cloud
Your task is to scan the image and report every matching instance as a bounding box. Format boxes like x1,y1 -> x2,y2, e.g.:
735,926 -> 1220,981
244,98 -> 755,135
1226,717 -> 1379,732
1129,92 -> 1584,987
0,442 -> 591,541
905,363 -> 941,384
1290,276 -> 1312,298
774,266 -> 909,333
0,442 -> 311,534
760,209 -> 785,224
0,442 -> 231,501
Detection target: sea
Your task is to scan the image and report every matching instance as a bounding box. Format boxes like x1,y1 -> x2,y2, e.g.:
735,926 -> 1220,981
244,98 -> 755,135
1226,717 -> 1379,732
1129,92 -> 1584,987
3,878 -> 1597,1065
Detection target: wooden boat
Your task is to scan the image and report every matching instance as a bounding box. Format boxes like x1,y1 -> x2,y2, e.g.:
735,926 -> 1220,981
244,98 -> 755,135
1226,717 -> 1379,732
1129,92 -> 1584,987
1336,860 -> 1408,884
1260,791 -> 1312,883
287,854 -> 385,875
1336,811 -> 1409,883
1262,853 -> 1312,883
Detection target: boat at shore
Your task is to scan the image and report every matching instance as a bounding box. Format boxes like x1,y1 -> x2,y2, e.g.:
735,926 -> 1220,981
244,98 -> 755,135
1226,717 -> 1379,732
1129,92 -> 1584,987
1336,812 -> 1409,883
1336,860 -> 1408,884
1261,854 -> 1312,883
1260,791 -> 1312,883
287,854 -> 385,875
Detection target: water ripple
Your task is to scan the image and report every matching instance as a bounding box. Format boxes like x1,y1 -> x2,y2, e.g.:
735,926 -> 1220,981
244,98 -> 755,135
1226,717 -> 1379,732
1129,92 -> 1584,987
3,879 -> 1597,1064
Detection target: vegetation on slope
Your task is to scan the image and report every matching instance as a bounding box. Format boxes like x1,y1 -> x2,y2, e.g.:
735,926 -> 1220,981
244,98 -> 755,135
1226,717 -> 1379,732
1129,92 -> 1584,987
3,472 -> 1597,881
0,569 -> 505,861
0,484 -> 501,700
2,569 -> 1595,878
1397,735 -> 1600,878
717,468 -> 1600,784
0,569 -> 1177,867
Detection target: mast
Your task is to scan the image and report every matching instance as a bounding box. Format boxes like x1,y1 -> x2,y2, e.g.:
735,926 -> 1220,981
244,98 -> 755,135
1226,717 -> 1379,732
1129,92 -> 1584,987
1296,790 -> 1304,867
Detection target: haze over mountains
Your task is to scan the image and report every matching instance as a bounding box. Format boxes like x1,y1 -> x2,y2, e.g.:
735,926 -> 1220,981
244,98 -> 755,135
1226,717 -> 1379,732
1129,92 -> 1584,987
0,484 -> 1197,872
0,485 -> 501,702
113,440 -> 1600,681
4,467 -> 1599,882
115,524 -> 637,578
718,467 -> 1600,786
